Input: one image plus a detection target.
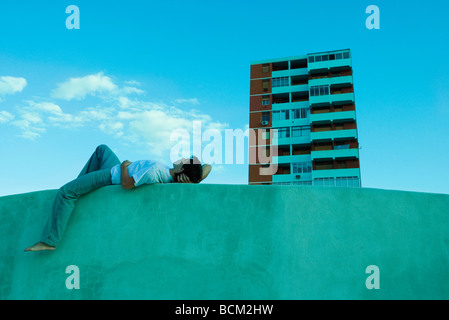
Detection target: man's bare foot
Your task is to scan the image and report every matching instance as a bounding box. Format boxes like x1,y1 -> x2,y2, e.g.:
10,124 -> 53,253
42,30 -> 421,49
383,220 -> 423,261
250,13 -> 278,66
24,242 -> 56,252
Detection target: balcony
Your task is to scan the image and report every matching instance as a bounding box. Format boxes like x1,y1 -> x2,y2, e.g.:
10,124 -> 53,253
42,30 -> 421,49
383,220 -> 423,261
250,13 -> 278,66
272,119 -> 310,129
272,172 -> 312,183
308,58 -> 352,73
308,75 -> 353,88
272,100 -> 309,111
311,148 -> 359,161
272,93 -> 290,104
310,129 -> 357,142
272,84 -> 309,95
276,135 -> 311,146
291,91 -> 309,103
309,92 -> 354,107
312,168 -> 361,179
310,110 -> 356,124
272,154 -> 312,165
272,68 -> 308,78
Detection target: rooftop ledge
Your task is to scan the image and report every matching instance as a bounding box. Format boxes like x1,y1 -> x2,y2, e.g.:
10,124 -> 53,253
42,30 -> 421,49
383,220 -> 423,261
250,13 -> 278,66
1,184 -> 449,300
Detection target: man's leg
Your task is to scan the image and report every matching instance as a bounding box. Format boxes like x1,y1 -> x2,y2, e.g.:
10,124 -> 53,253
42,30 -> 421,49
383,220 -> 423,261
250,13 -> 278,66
78,144 -> 121,177
31,169 -> 113,250
25,145 -> 120,252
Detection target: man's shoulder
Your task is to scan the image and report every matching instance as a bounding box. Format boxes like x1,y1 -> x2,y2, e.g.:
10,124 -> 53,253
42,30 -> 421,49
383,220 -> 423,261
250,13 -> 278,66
150,160 -> 170,169
135,159 -> 168,166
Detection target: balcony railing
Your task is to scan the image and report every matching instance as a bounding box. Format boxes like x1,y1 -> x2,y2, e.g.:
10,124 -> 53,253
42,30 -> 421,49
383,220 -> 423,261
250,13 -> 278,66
272,177 -> 361,187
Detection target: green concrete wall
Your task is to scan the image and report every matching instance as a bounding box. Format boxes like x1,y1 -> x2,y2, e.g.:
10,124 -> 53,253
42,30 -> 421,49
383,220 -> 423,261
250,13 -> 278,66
1,184 -> 449,300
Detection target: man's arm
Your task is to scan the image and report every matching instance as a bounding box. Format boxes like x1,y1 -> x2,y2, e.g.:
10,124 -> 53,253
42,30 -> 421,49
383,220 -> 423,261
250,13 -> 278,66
120,160 -> 135,190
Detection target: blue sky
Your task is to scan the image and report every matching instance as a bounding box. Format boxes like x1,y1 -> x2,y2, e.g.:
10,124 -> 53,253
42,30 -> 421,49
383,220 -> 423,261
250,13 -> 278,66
0,0 -> 448,196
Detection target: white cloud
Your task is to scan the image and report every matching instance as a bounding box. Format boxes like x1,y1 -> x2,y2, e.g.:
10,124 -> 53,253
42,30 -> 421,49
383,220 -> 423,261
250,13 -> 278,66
121,86 -> 144,95
11,101 -> 71,137
21,112 -> 42,124
0,111 -> 14,123
124,80 -> 141,86
127,109 -> 193,156
78,107 -> 112,121
24,101 -> 73,125
117,111 -> 138,120
204,120 -> 229,131
50,72 -> 145,101
25,100 -> 62,114
5,74 -> 229,160
174,98 -> 200,105
11,118 -> 46,140
116,96 -> 135,109
99,121 -> 124,137
51,72 -> 118,100
9,97 -> 229,157
0,76 -> 27,96
48,112 -> 75,124
48,106 -> 114,127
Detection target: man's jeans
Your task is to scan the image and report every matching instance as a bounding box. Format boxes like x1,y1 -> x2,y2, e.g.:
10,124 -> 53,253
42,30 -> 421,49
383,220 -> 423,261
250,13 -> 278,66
41,145 -> 121,247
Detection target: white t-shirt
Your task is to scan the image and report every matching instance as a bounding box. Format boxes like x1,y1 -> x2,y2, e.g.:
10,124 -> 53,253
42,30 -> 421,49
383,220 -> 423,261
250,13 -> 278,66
110,160 -> 174,187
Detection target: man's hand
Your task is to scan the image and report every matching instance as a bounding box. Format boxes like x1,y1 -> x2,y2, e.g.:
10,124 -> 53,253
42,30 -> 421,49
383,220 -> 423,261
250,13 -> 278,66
120,160 -> 135,190
177,173 -> 192,183
121,160 -> 132,168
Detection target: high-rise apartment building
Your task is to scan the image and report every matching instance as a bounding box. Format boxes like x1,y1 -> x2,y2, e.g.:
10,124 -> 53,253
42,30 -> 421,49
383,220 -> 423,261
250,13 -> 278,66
249,49 -> 361,187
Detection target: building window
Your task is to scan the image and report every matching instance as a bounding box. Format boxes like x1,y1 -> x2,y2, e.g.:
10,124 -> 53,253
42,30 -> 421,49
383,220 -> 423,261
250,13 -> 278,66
310,85 -> 329,96
262,96 -> 270,105
262,79 -> 270,90
273,182 -> 291,186
275,127 -> 290,138
336,176 -> 360,187
262,129 -> 270,140
292,181 -> 313,186
260,112 -> 270,126
262,64 -> 270,73
314,177 -> 335,186
272,110 -> 290,121
309,51 -> 350,63
311,54 -> 328,62
291,125 -> 310,137
272,77 -> 289,88
313,177 -> 359,187
291,108 -> 309,119
292,162 -> 312,174
334,144 -> 350,150
334,52 -> 351,60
